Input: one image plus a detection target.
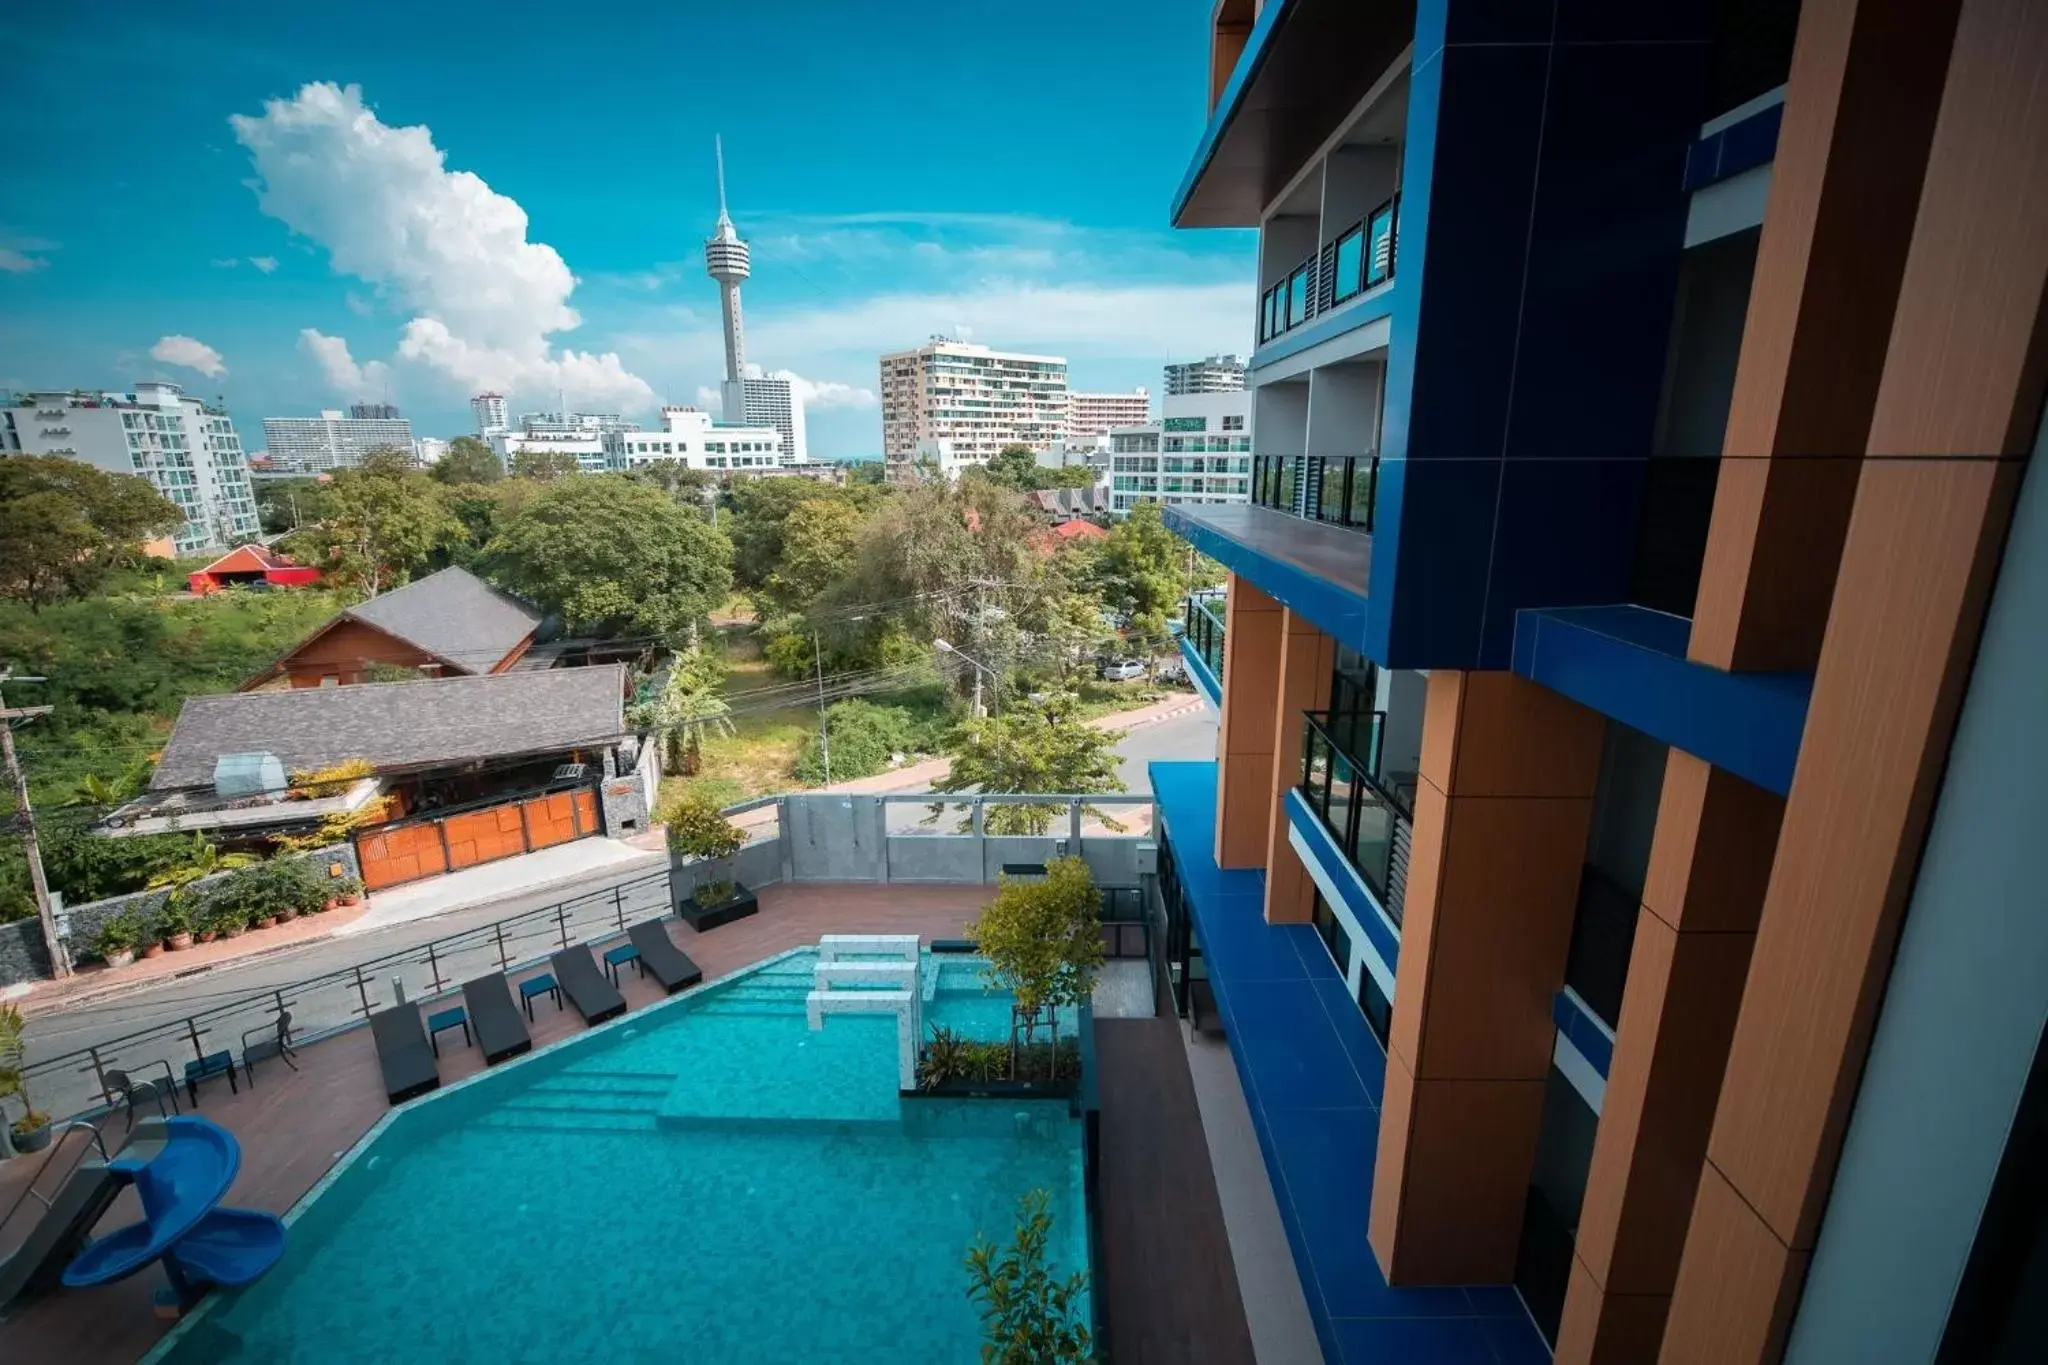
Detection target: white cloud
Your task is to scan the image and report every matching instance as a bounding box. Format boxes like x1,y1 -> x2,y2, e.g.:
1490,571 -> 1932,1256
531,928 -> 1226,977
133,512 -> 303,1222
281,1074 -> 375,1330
0,247 -> 48,273
299,328 -> 390,398
230,81 -> 653,410
743,362 -> 876,410
0,229 -> 57,273
249,255 -> 279,273
211,257 -> 241,269
150,334 -> 227,378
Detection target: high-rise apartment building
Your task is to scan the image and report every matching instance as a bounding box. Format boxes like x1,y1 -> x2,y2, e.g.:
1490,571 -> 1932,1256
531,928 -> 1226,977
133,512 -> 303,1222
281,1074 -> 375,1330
1,380 -> 260,553
1163,354 -> 1245,395
1106,388 -> 1251,516
704,138 -> 809,464
348,402 -> 400,420
721,375 -> 808,467
470,392 -> 508,435
1153,4 -> 2048,1364
1065,389 -> 1150,441
879,339 -> 1068,477
262,409 -> 415,473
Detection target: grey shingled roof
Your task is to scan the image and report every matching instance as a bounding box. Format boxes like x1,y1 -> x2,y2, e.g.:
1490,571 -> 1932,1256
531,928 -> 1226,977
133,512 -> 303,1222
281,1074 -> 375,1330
341,566 -> 542,671
152,666 -> 626,791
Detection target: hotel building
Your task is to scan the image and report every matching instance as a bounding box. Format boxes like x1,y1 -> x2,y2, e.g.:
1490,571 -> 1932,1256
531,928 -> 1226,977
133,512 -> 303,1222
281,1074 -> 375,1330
879,339 -> 1069,465
1153,2 -> 2048,1362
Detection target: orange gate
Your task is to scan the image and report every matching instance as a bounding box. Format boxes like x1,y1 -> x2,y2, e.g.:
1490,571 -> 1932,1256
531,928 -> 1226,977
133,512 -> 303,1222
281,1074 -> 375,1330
356,787 -> 601,891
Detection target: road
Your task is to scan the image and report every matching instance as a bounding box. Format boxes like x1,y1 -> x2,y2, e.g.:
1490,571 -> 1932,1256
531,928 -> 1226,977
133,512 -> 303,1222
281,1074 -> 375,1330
19,705 -> 1219,1117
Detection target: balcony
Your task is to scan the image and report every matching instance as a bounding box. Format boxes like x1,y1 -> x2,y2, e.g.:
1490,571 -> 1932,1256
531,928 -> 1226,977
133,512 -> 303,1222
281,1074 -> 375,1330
1298,709 -> 1414,923
1162,501 -> 1373,649
1251,453 -> 1379,533
1181,590 -> 1225,707
1257,195 -> 1398,348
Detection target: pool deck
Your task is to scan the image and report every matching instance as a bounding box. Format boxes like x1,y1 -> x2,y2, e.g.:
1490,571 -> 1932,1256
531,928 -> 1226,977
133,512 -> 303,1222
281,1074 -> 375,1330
0,882 -> 995,1365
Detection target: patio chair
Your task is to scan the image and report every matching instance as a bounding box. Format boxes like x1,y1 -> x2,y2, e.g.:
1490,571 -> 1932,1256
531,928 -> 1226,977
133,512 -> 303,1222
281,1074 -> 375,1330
240,1010 -> 299,1086
549,947 -> 626,1025
183,1051 -> 240,1107
627,920 -> 703,995
369,1005 -> 440,1105
101,1062 -> 181,1131
461,974 -> 533,1065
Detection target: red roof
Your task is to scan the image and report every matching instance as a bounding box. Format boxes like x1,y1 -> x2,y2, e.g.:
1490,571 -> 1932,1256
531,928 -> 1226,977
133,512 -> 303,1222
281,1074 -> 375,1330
1050,519 -> 1107,540
194,544 -> 298,575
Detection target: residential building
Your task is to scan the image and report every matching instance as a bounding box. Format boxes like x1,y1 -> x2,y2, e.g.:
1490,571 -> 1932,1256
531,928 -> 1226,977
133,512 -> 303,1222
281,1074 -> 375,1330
879,338 -> 1069,465
1065,388 -> 1150,441
490,411 -> 639,473
242,566 -> 543,689
348,402 -> 400,420
470,392 -> 508,435
704,137 -> 810,465
262,409 -> 416,473
1164,354 -> 1246,395
1,380 -> 260,553
1154,4 -> 2047,1364
1106,388 -> 1251,516
603,405 -> 786,473
414,436 -> 449,466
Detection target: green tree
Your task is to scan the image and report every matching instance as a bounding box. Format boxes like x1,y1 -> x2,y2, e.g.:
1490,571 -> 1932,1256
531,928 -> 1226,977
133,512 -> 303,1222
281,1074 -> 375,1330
931,690 -> 1125,834
484,475 -> 732,641
765,498 -> 865,616
633,648 -> 733,774
509,447 -> 582,481
967,856 -> 1104,1050
964,1188 -> 1093,1365
727,476 -> 844,591
1040,464 -> 1101,491
982,443 -> 1043,491
624,459 -> 716,501
254,476 -> 331,535
0,456 -> 184,611
430,435 -> 503,486
1090,499 -> 1184,626
282,450 -> 458,596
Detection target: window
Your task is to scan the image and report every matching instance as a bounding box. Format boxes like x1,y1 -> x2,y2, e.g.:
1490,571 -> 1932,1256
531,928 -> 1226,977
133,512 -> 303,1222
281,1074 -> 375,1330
1311,891 -> 1352,977
1222,415 -> 1244,431
1287,268 -> 1309,328
1357,970 -> 1391,1046
1333,225 -> 1365,303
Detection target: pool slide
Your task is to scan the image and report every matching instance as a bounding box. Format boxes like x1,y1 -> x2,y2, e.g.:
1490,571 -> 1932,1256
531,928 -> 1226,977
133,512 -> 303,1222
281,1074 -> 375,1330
62,1116 -> 286,1309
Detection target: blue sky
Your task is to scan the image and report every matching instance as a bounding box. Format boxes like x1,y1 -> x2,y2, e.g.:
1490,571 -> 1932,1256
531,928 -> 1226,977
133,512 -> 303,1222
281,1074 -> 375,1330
0,1 -> 1254,459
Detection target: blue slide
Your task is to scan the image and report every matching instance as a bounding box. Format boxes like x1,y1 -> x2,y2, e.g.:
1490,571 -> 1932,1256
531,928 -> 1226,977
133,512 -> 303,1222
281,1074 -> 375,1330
63,1116 -> 286,1309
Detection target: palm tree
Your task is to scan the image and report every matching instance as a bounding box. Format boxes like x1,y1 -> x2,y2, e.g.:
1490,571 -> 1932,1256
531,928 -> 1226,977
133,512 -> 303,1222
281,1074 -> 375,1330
639,651 -> 735,776
145,835 -> 259,899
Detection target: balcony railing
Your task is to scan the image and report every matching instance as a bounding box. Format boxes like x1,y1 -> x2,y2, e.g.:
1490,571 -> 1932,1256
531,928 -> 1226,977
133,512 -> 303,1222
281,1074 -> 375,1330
1250,453 -> 1380,533
1257,194 -> 1400,346
1185,591 -> 1225,681
1300,709 -> 1413,923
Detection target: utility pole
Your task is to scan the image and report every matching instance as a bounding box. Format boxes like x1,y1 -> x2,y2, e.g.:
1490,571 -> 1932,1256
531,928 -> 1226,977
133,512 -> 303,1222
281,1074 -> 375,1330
812,629 -> 832,789
0,670 -> 66,978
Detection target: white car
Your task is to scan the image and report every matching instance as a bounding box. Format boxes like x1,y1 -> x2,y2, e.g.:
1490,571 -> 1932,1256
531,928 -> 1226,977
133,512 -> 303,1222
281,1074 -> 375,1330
1099,659 -> 1147,682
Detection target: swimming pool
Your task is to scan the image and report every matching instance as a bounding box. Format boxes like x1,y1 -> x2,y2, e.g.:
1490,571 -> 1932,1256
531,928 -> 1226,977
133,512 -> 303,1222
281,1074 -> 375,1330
150,950 -> 1090,1364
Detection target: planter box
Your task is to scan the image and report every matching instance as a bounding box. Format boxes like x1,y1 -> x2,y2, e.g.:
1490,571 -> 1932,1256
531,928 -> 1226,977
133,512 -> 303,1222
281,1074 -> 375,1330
676,881 -> 759,932
910,1079 -> 1077,1101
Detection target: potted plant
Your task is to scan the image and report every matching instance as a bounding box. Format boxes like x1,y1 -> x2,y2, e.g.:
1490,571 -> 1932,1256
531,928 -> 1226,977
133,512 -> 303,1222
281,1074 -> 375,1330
161,902 -> 196,951
220,904 -> 250,939
336,875 -> 365,907
966,857 -> 1104,1084
91,915 -> 138,969
137,911 -> 167,958
664,795 -> 757,931
0,1005 -> 52,1157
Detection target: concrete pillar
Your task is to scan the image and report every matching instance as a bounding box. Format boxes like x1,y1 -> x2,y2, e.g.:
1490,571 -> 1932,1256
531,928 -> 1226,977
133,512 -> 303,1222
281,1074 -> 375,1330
1368,670 -> 1605,1282
1555,756 -> 1784,1363
1662,1 -> 2048,1358
1214,576 -> 1283,869
1261,609 -> 1336,923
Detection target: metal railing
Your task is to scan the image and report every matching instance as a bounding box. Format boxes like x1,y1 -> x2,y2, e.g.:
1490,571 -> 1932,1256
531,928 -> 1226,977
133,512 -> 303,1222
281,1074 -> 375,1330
1300,710 -> 1411,923
1184,592 -> 1225,682
1258,193 -> 1399,346
0,1120 -> 111,1255
1251,453 -> 1381,533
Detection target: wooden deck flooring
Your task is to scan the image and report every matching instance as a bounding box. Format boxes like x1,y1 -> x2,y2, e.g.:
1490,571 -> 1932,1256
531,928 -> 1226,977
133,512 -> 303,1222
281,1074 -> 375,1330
1095,1015 -> 1258,1365
0,883 -> 991,1365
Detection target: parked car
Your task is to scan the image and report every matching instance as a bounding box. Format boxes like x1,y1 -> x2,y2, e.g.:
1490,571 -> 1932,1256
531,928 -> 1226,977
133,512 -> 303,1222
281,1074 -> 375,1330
1099,659 -> 1147,682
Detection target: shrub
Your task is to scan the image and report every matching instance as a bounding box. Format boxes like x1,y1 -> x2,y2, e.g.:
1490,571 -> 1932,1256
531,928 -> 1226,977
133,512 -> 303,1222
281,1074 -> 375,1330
40,830 -> 194,904
967,857 -> 1105,1050
287,757 -> 375,798
663,794 -> 745,861
794,700 -> 918,784
90,914 -> 138,958
964,1189 -> 1092,1365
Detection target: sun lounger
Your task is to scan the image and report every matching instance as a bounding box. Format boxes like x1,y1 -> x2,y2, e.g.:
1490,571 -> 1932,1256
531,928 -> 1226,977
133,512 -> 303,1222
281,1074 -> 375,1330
462,973 -> 534,1065
627,920 -> 703,995
369,1005 -> 440,1104
549,947 -> 627,1025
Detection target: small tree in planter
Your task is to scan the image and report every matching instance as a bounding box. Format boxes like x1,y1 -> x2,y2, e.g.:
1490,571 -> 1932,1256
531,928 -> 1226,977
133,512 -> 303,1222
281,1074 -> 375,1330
663,794 -> 756,930
136,910 -> 167,958
964,1188 -> 1092,1365
0,1004 -> 52,1156
91,915 -> 139,969
967,857 -> 1104,1079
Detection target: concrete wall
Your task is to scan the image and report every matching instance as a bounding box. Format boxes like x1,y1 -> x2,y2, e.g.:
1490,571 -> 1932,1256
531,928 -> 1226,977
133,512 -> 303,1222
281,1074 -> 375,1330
0,842 -> 364,986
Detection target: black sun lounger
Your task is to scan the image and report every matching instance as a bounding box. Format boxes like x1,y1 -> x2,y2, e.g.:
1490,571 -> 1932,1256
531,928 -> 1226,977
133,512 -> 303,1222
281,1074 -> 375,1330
550,946 -> 627,1025
628,920 -> 704,995
462,973 -> 534,1065
370,1005 -> 440,1104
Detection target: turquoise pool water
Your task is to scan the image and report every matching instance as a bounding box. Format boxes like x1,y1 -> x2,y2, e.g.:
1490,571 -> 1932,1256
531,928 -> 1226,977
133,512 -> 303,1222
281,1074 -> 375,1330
155,951 -> 1089,1364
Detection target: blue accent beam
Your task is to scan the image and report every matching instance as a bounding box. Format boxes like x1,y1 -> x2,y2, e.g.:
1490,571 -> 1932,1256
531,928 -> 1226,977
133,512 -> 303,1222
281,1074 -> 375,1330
1284,787 -> 1399,976
1162,503 -> 1370,651
1249,282 -> 1397,373
1180,635 -> 1222,709
1510,604 -> 1812,795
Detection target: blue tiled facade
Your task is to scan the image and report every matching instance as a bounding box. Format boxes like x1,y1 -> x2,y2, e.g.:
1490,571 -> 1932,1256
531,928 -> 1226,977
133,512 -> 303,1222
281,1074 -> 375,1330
1154,763 -> 1548,1364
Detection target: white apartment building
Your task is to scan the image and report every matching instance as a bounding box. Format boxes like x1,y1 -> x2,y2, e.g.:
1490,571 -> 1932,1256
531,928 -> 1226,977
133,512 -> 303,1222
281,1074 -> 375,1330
604,406 -> 786,473
470,392 -> 509,434
1066,388 -> 1151,441
490,411 -> 639,473
720,374 -> 808,465
262,410 -> 415,472
1,381 -> 260,553
1163,354 -> 1247,396
414,436 -> 449,465
879,339 -> 1068,465
1106,387 -> 1253,516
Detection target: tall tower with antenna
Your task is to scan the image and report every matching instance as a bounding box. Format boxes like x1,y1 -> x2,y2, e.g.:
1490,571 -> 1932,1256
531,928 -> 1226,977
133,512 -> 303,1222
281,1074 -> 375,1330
704,135 -> 751,387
